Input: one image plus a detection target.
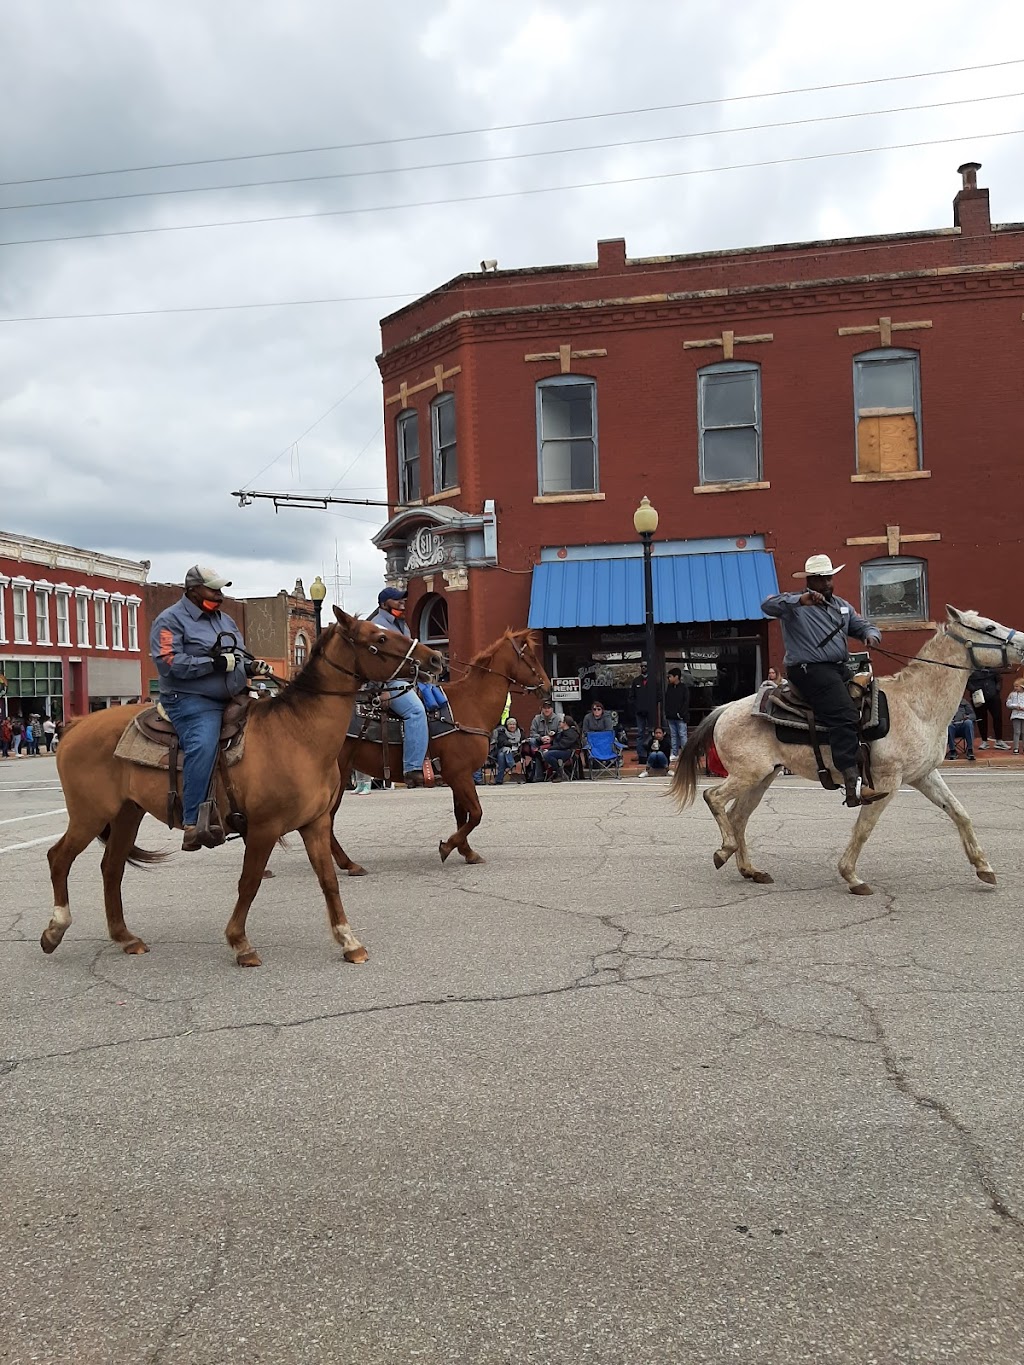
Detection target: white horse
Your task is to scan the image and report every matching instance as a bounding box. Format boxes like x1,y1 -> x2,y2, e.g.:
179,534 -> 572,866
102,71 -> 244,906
672,607 -> 1024,895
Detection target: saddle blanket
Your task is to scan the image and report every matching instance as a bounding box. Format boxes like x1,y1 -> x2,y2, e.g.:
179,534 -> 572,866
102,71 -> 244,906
752,679 -> 890,748
113,708 -> 247,771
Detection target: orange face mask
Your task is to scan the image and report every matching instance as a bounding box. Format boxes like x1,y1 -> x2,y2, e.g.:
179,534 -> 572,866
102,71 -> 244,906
200,599 -> 221,613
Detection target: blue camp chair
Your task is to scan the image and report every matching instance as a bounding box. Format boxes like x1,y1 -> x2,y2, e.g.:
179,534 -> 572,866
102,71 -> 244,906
583,729 -> 624,779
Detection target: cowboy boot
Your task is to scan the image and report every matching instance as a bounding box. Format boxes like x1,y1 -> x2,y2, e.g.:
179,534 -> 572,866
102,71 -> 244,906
842,768 -> 861,807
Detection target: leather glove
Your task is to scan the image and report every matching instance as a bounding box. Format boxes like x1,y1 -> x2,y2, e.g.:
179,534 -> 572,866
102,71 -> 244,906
212,652 -> 236,674
250,659 -> 273,678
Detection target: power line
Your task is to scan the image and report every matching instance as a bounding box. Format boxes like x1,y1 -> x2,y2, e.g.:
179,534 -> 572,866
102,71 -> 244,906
241,371 -> 377,488
0,294 -> 419,322
2,125 -> 1021,249
2,56 -> 1021,190
4,89 -> 1019,213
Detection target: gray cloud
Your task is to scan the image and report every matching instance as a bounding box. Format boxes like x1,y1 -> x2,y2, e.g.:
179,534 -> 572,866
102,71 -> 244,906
2,0 -> 1021,615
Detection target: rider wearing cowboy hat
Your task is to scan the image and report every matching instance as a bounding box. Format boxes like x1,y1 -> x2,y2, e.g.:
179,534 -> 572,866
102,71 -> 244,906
762,554 -> 884,807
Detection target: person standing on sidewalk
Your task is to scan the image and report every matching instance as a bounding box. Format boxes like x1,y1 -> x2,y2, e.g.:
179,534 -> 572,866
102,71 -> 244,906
1006,679 -> 1024,754
663,667 -> 690,763
968,666 -> 1008,750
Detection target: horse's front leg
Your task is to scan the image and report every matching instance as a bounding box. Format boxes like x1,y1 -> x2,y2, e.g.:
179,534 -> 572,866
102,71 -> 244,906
911,769 -> 996,886
838,785 -> 898,895
225,829 -> 277,966
329,761 -> 367,877
440,773 -> 484,865
299,813 -> 368,962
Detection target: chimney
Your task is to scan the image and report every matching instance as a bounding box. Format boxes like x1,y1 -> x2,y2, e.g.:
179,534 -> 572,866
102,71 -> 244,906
953,161 -> 990,236
596,237 -> 627,273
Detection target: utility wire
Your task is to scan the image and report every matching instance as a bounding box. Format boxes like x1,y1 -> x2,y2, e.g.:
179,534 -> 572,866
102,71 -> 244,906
2,125 -> 1021,249
241,370 -> 376,488
2,56 -> 1020,189
3,89 -> 1019,213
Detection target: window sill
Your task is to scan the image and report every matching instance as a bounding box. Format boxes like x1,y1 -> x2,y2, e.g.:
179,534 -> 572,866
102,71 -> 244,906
851,470 -> 930,483
692,480 -> 770,495
877,620 -> 936,632
426,486 -> 461,504
533,492 -> 606,504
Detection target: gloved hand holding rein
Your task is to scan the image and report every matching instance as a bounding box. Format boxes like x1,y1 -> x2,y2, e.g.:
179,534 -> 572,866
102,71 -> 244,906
211,651 -> 236,674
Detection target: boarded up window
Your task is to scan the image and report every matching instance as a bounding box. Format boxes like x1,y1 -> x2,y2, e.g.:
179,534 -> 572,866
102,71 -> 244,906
853,351 -> 920,474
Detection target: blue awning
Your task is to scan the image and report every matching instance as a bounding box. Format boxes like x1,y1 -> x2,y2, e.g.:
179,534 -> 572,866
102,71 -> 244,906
527,551 -> 779,629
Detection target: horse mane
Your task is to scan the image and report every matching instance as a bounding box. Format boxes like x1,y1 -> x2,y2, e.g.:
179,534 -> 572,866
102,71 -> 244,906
467,628 -> 535,668
267,625 -> 341,716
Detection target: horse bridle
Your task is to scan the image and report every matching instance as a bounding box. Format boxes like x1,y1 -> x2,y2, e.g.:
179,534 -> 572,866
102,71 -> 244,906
289,625 -> 430,697
873,624 -> 1022,673
450,637 -> 549,696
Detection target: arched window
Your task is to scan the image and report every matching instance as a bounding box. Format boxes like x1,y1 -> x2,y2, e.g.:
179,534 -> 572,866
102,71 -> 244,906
860,556 -> 928,624
853,348 -> 921,475
418,595 -> 449,653
294,632 -> 309,668
536,374 -> 598,494
697,361 -> 761,485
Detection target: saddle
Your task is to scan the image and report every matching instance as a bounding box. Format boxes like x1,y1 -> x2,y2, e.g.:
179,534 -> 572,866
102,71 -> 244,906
114,697 -> 252,836
753,674 -> 890,795
346,685 -> 482,784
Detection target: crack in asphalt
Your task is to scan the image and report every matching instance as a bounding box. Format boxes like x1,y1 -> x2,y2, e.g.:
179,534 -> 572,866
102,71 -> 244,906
146,1211 -> 234,1363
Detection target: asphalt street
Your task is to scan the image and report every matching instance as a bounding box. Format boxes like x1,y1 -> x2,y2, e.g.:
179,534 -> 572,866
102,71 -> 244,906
1,754 -> 1023,1364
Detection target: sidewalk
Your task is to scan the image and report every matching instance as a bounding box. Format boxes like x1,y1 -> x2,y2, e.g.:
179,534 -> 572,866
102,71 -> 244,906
618,747 -> 1024,777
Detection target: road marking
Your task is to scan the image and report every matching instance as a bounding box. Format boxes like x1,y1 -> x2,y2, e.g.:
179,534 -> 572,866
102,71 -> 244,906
0,807 -> 66,826
0,834 -> 55,854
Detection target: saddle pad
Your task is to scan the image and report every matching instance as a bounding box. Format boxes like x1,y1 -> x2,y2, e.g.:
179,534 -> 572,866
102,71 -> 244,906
113,711 -> 247,771
346,712 -> 459,746
771,690 -> 891,748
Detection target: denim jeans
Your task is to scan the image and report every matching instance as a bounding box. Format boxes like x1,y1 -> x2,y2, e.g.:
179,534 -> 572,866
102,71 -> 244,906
387,685 -> 428,773
647,751 -> 670,770
947,720 -> 974,755
161,693 -> 225,826
495,749 -> 520,783
666,719 -> 688,758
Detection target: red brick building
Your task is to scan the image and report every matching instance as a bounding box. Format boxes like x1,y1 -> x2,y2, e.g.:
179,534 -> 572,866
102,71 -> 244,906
373,164 -> 1023,722
0,531 -> 148,722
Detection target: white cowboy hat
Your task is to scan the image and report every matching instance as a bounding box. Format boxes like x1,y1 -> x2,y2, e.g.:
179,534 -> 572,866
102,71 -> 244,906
792,554 -> 845,578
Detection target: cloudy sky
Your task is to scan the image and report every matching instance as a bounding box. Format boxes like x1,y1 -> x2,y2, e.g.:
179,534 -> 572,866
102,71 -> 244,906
2,0 -> 1022,613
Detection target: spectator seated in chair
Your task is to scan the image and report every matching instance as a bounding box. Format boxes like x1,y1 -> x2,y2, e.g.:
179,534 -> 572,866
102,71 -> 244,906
540,714 -> 582,781
524,698 -> 559,782
490,716 -> 524,784
946,694 -> 977,761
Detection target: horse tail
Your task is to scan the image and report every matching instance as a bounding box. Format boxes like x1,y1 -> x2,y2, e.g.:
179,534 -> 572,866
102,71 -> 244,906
95,823 -> 171,869
670,706 -> 725,810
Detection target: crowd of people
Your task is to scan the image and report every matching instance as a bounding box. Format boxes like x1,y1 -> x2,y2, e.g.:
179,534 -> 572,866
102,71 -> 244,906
0,713 -> 59,758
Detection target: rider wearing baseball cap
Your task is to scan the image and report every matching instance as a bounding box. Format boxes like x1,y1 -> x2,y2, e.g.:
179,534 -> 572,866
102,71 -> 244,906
368,585 -> 429,787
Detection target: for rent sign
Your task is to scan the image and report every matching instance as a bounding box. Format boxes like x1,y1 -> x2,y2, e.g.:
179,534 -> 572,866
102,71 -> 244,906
551,676 -> 582,702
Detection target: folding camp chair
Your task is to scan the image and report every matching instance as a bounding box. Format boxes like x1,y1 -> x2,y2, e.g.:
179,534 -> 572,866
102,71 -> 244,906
583,729 -> 624,779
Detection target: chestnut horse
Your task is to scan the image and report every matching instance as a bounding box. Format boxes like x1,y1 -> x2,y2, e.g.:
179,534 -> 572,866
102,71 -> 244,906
672,607 -> 1024,895
331,628 -> 551,873
41,609 -> 442,967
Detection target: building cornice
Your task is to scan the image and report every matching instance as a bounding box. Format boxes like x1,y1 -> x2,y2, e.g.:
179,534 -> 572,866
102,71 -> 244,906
378,261 -> 1024,371
0,532 -> 150,582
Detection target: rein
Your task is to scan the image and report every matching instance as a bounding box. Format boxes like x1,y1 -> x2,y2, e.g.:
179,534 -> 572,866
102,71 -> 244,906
287,630 -> 425,698
871,626 -> 1021,674
447,639 -> 547,695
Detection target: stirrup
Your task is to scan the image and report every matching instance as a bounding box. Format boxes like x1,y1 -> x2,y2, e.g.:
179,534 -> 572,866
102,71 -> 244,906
857,786 -> 888,805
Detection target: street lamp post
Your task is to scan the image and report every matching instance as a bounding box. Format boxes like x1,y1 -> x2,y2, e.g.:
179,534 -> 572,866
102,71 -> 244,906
309,575 -> 327,637
633,496 -> 660,729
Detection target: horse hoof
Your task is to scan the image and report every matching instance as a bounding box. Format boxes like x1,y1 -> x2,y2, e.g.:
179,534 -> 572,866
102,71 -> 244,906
343,946 -> 369,964
849,883 -> 873,896
463,853 -> 485,865
236,950 -> 262,967
712,851 -> 728,870
977,869 -> 997,885
347,864 -> 368,877
261,869 -> 275,880
747,871 -> 774,885
439,841 -> 452,863
40,929 -> 62,954
121,938 -> 149,955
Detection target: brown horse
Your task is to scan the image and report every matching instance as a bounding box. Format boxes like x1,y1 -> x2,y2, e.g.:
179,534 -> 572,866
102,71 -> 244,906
331,628 -> 551,873
41,609 -> 442,967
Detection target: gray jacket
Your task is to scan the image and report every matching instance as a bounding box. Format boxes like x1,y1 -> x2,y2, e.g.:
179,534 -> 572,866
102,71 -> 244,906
761,592 -> 881,667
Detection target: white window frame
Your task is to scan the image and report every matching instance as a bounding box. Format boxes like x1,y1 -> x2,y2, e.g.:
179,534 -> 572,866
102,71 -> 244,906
853,347 -> 922,472
697,361 -> 763,485
35,588 -> 52,644
126,599 -> 140,651
431,392 -> 458,492
55,590 -> 71,646
75,591 -> 91,647
860,556 -> 929,623
294,632 -> 309,669
93,592 -> 109,649
12,581 -> 31,644
397,409 -> 421,503
0,576 -> 8,643
110,595 -> 125,650
536,374 -> 599,495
